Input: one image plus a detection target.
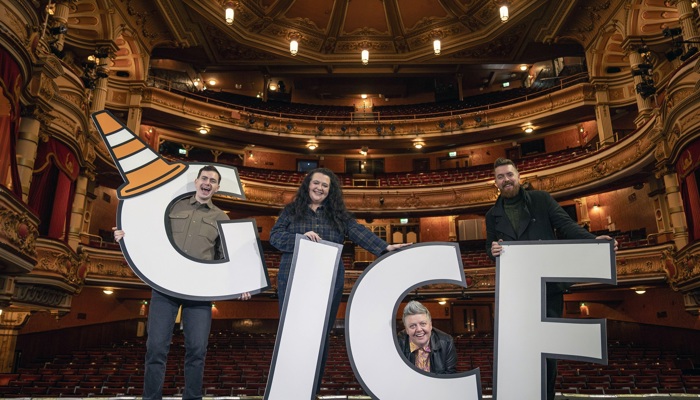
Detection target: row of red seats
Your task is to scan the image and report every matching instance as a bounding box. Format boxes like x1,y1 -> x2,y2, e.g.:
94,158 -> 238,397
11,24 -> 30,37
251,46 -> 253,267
4,333 -> 698,397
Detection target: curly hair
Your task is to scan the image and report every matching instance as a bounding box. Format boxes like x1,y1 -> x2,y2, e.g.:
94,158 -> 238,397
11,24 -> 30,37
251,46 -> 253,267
283,168 -> 352,233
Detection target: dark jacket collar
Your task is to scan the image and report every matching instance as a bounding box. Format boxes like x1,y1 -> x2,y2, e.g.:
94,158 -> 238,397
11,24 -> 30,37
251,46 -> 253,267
492,188 -> 532,239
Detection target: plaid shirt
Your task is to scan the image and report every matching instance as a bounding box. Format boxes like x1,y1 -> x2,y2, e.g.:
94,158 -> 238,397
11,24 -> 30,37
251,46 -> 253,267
270,205 -> 388,275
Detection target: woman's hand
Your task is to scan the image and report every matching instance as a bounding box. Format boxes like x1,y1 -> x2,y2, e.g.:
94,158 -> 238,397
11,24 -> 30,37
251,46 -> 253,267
386,242 -> 412,252
113,227 -> 125,242
304,231 -> 322,242
239,292 -> 251,301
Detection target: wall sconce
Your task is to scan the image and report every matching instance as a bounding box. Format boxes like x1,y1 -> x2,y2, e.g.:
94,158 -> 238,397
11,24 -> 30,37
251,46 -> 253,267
520,64 -> 528,71
225,2 -> 235,25
433,39 -> 441,55
198,126 -> 210,135
379,196 -> 384,205
248,151 -> 254,159
361,49 -> 369,65
499,3 -> 509,22
290,39 -> 299,56
269,81 -> 278,91
360,146 -> 368,155
306,142 -> 318,150
579,302 -> 590,315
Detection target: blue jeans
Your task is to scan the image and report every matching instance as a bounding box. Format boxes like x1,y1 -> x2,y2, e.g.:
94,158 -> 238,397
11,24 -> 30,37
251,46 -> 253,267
144,290 -> 212,400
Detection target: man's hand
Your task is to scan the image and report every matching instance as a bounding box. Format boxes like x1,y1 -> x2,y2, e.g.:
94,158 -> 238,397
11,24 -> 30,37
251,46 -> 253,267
491,239 -> 504,257
596,235 -> 618,252
240,292 -> 251,301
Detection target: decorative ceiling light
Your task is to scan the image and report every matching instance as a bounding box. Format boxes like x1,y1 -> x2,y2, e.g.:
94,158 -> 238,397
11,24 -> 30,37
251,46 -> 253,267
103,288 -> 114,295
290,39 -> 299,56
306,142 -> 318,150
361,49 -> 369,65
433,39 -> 441,55
499,4 -> 509,22
198,126 -> 210,135
523,124 -> 534,134
361,94 -> 368,99
225,2 -> 235,25
633,287 -> 647,295
413,141 -> 425,149
208,78 -> 217,86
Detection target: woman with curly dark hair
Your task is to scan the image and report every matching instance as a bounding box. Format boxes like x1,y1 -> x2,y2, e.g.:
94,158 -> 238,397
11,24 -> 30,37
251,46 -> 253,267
270,168 -> 410,384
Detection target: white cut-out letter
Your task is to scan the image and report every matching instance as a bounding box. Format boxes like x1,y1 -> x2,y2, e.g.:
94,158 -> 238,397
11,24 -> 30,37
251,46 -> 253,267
346,243 -> 482,400
494,240 -> 616,399
265,236 -> 343,400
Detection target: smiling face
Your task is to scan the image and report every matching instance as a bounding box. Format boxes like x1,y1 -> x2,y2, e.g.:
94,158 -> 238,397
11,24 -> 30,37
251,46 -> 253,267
308,172 -> 331,208
404,313 -> 433,349
194,170 -> 221,203
494,163 -> 521,199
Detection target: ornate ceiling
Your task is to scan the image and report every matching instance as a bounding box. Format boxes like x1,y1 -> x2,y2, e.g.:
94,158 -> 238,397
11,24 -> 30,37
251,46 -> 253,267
137,0 -> 593,93
66,0 -> 681,96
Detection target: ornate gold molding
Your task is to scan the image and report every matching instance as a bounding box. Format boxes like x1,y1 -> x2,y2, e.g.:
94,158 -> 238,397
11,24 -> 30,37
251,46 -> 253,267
0,209 -> 38,262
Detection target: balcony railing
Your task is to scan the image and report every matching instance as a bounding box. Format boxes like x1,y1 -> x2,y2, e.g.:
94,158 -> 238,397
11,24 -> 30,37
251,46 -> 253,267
145,72 -> 590,122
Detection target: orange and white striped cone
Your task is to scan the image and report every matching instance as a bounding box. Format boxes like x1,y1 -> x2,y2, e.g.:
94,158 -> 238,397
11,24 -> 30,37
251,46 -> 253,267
91,110 -> 187,199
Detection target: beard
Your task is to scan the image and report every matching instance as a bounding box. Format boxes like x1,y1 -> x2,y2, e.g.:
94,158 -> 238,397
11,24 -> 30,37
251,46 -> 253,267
499,182 -> 520,198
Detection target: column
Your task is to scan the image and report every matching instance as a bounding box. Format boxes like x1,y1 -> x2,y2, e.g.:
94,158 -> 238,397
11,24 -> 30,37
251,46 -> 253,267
127,86 -> 143,132
50,0 -> 72,52
15,112 -> 43,202
448,215 -> 458,241
674,0 -> 700,49
89,57 -> 110,113
628,49 -> 654,126
575,198 -> 591,229
0,312 -> 31,373
593,84 -> 614,146
456,74 -> 464,102
645,175 -> 674,243
67,173 -> 90,250
663,171 -> 689,249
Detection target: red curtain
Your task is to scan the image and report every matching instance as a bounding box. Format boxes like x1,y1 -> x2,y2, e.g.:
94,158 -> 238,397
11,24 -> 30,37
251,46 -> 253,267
28,138 -> 80,241
676,139 -> 700,244
0,47 -> 24,199
682,172 -> 700,242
